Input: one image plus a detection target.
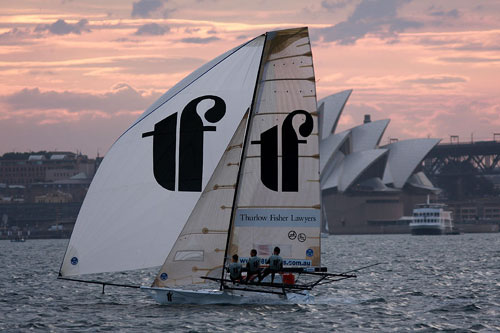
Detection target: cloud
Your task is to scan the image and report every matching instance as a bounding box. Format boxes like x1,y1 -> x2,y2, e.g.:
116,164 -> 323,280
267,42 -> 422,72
417,37 -> 461,47
0,55 -> 204,77
338,74 -> 468,93
131,0 -> 165,18
162,8 -> 176,18
0,28 -> 37,45
180,36 -> 220,44
429,9 -> 460,18
34,19 -> 91,35
403,75 -> 467,85
2,84 -> 161,114
0,111 -> 139,157
416,35 -> 500,52
28,70 -> 56,76
316,0 -> 421,44
113,37 -> 142,43
453,43 -> 500,52
134,23 -> 169,36
437,56 -> 500,64
321,0 -> 349,11
430,100 -> 500,140
109,57 -> 204,75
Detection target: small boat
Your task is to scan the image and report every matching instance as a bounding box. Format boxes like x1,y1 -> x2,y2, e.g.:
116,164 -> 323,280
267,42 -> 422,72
58,27 -> 357,304
10,237 -> 25,242
410,197 -> 454,235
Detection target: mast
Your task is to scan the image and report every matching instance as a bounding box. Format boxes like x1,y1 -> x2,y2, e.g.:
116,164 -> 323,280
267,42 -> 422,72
220,33 -> 268,290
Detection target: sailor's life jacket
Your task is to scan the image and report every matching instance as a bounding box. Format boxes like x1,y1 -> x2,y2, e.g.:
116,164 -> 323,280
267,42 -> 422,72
268,255 -> 283,271
247,256 -> 261,272
228,262 -> 242,280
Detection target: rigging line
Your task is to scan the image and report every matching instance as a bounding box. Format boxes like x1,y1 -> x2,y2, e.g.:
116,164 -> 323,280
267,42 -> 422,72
339,262 -> 385,275
58,277 -> 140,290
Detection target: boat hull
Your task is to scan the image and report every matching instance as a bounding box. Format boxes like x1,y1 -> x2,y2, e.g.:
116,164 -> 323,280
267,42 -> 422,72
141,286 -> 313,305
410,226 -> 443,235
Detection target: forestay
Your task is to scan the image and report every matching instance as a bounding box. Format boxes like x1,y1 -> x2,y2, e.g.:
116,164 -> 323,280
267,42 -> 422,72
227,27 -> 321,269
60,36 -> 265,276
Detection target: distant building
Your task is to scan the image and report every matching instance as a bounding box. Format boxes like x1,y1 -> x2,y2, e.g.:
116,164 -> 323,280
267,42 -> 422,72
0,151 -> 99,238
0,151 -> 97,186
29,175 -> 91,202
0,151 -> 99,203
35,190 -> 73,203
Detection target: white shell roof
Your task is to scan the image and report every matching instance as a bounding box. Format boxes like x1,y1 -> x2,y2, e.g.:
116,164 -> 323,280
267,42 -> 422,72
318,89 -> 352,140
319,130 -> 350,173
322,148 -> 388,192
319,119 -> 388,178
350,119 -> 390,152
382,138 -> 441,188
407,171 -> 440,192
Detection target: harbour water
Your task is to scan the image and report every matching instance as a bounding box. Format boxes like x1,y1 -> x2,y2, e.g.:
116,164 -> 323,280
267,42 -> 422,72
1,234 -> 499,332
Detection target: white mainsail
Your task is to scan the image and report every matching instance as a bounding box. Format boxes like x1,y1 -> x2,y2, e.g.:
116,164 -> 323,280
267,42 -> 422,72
60,36 -> 265,276
228,27 -> 321,269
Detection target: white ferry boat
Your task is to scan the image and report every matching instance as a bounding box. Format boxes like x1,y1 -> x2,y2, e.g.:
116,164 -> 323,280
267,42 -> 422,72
410,200 -> 453,235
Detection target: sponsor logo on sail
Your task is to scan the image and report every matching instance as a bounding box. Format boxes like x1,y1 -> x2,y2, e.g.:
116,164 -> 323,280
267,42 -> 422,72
142,96 -> 226,192
251,110 -> 313,192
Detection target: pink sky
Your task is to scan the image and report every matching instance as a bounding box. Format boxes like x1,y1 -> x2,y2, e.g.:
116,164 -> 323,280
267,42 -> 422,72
1,0 -> 499,157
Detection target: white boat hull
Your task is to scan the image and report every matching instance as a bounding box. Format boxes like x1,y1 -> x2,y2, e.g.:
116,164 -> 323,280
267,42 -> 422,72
410,224 -> 443,235
141,286 -> 314,305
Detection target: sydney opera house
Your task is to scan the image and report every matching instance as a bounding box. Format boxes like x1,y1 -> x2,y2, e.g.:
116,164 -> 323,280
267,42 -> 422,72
318,90 -> 441,234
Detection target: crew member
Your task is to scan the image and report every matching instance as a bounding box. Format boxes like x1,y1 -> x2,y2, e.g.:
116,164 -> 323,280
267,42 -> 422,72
228,254 -> 242,283
246,249 -> 261,283
261,246 -> 283,284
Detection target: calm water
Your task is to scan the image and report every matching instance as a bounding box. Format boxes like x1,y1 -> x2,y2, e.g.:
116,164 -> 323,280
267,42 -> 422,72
1,234 -> 499,332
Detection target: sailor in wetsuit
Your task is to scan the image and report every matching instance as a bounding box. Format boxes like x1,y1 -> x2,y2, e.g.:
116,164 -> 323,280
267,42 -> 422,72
228,254 -> 242,283
261,246 -> 284,284
245,249 -> 261,283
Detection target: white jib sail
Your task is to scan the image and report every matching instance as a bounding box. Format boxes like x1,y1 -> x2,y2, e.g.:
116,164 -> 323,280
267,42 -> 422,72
60,36 -> 265,276
153,113 -> 248,287
228,27 -> 321,269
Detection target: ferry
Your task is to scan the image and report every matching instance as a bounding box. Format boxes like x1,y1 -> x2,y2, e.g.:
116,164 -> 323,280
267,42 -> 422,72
410,200 -> 454,235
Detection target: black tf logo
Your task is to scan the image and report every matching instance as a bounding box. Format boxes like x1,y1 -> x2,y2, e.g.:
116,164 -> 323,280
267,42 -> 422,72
251,110 -> 313,192
142,95 -> 226,192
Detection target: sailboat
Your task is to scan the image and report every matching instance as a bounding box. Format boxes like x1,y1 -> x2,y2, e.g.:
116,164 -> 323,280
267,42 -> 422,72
59,27 -> 356,304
